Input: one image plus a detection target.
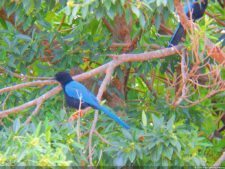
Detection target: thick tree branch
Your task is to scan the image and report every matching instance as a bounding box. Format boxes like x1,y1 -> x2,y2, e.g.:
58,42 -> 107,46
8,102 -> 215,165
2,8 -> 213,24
0,86 -> 61,118
0,45 -> 184,118
0,80 -> 56,94
174,0 -> 192,30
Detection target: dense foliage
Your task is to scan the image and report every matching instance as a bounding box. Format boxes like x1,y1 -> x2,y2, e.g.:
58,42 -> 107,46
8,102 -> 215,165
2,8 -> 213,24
0,0 -> 224,167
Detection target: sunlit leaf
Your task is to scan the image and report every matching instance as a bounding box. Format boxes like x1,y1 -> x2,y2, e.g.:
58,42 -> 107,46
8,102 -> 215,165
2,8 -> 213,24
131,5 -> 140,17
142,111 -> 147,127
13,118 -> 21,133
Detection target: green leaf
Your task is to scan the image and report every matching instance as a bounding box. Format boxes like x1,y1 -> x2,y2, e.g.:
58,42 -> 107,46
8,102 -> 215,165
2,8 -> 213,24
166,115 -> 175,131
156,0 -> 164,7
23,16 -> 32,31
162,0 -> 167,6
0,17 -> 8,29
154,14 -> 161,30
171,140 -> 181,153
152,114 -> 164,130
8,57 -> 16,68
45,127 -> 51,143
35,122 -> 42,137
0,0 -> 6,8
120,0 -> 125,6
163,147 -> 173,160
33,0 -> 41,10
96,8 -> 104,20
113,153 -> 125,166
125,8 -> 131,24
129,151 -> 136,163
65,6 -> 71,16
112,0 -> 116,4
46,0 -> 56,10
107,6 -> 116,19
142,111 -> 147,127
151,145 -> 163,162
72,6 -> 79,18
162,157 -> 169,166
72,142 -> 84,149
13,118 -> 21,133
104,0 -> 111,10
16,34 -> 32,41
23,0 -> 34,15
147,141 -> 157,150
37,19 -> 52,29
131,5 -> 140,17
122,129 -> 132,140
139,12 -> 146,28
17,150 -> 26,162
168,0 -> 174,12
6,3 -> 17,17
82,6 -> 88,18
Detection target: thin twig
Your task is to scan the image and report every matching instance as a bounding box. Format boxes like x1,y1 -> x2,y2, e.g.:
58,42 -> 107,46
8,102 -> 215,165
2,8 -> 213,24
205,11 -> 225,27
0,66 -> 52,80
88,110 -> 98,166
96,149 -> 103,167
94,130 -> 113,146
178,88 -> 225,108
2,92 -> 12,110
173,49 -> 188,106
57,14 -> 66,31
88,66 -> 115,166
139,73 -> 157,98
23,99 -> 43,125
77,96 -> 82,144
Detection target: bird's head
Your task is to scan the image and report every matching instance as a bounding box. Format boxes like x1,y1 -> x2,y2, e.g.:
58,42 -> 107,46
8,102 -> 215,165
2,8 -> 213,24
55,71 -> 73,86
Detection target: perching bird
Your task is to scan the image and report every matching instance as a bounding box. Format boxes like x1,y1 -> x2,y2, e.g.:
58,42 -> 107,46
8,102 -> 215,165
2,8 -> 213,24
168,0 -> 208,47
55,72 -> 130,129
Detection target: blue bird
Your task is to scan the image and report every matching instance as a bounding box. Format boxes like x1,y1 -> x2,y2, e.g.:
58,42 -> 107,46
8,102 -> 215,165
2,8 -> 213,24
55,72 -> 130,129
168,0 -> 208,47
219,34 -> 225,47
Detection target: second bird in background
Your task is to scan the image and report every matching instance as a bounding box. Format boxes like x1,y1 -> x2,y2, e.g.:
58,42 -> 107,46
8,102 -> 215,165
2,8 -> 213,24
168,0 -> 208,47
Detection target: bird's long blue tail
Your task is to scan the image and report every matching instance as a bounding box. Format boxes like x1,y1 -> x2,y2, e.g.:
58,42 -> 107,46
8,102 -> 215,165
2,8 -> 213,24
168,24 -> 185,47
98,106 -> 130,129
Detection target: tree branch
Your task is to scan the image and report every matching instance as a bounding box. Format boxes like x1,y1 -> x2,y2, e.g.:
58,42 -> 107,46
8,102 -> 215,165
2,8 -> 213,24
0,45 -> 183,119
102,17 -> 114,33
0,80 -> 56,94
88,66 -> 115,166
211,151 -> 225,168
174,0 -> 192,30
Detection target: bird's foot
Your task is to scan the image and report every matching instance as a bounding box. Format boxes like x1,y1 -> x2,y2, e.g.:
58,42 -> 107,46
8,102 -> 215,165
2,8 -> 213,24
68,110 -> 85,122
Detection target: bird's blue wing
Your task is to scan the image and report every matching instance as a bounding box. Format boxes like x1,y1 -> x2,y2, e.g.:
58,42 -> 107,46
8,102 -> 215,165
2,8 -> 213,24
65,81 -> 99,107
65,81 -> 130,129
